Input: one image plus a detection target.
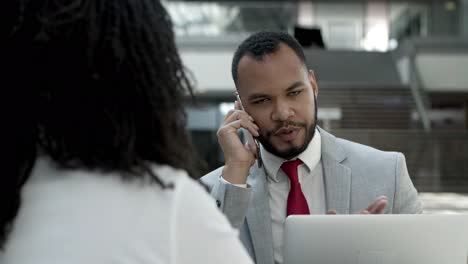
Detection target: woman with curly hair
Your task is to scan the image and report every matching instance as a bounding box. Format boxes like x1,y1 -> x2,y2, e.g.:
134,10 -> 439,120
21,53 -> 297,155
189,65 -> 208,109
0,0 -> 252,263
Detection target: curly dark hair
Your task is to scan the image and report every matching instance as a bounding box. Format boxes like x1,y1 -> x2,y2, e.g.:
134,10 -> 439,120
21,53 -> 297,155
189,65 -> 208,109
231,31 -> 307,86
1,0 -> 200,248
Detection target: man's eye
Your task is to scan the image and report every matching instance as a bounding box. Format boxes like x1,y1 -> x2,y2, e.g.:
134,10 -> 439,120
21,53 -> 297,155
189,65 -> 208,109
288,90 -> 303,96
252,98 -> 270,104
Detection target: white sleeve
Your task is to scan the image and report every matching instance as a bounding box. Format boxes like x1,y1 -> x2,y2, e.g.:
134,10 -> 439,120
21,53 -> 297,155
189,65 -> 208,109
173,177 -> 253,264
221,175 -> 248,188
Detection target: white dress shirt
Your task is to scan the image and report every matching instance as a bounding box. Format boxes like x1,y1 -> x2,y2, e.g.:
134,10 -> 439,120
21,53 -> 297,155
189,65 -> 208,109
261,129 -> 326,264
2,156 -> 253,264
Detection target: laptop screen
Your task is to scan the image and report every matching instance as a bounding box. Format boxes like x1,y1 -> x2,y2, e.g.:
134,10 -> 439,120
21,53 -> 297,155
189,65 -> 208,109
284,214 -> 468,264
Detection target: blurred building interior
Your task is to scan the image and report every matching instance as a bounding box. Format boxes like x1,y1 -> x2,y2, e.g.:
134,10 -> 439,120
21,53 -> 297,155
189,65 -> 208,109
163,0 -> 468,200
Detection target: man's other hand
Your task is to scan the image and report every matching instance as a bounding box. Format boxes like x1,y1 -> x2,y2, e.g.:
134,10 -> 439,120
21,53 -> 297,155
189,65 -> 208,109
327,196 -> 388,215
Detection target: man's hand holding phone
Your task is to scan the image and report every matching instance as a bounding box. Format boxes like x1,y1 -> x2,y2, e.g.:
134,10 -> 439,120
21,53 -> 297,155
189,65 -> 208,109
217,99 -> 259,185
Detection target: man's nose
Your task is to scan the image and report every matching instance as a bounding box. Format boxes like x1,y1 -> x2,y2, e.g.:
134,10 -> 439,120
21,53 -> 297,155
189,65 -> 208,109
271,101 -> 293,121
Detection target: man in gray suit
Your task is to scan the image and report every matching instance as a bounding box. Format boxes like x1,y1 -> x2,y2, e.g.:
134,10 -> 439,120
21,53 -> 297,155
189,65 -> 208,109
201,31 -> 422,264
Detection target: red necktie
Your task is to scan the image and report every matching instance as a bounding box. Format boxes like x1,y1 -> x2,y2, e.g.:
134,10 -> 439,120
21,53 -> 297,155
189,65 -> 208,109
281,159 -> 310,216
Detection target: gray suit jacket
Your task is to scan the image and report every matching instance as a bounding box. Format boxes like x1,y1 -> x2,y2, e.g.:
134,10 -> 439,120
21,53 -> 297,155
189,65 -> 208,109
201,128 -> 423,264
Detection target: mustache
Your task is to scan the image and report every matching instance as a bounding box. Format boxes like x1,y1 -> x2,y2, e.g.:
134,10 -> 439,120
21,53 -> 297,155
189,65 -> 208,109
266,121 -> 307,136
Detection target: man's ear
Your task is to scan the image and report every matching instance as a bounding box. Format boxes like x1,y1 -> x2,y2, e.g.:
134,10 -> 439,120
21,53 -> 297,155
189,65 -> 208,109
308,69 -> 319,98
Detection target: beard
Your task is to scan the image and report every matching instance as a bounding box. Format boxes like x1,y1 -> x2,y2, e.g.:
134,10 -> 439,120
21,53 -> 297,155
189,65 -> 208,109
257,94 -> 317,160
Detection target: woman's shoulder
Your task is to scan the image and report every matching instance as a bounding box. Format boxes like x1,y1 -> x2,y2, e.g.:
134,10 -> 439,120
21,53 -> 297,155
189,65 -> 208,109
149,163 -> 192,186
29,156 -> 192,190
27,156 -> 208,211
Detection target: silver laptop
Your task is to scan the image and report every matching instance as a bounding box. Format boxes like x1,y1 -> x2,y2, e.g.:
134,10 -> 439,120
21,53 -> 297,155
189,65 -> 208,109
284,214 -> 468,264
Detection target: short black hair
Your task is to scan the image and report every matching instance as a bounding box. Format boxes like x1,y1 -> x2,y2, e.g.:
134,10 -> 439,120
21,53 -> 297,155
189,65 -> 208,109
231,31 -> 307,86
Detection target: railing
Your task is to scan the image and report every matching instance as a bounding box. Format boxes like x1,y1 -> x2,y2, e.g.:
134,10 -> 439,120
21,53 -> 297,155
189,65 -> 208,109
331,129 -> 468,193
316,87 -> 417,130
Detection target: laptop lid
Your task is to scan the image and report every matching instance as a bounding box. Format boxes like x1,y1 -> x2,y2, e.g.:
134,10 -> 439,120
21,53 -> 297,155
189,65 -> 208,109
284,214 -> 468,264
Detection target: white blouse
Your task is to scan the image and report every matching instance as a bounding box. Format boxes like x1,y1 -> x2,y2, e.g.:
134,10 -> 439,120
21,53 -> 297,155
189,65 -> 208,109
1,156 -> 252,264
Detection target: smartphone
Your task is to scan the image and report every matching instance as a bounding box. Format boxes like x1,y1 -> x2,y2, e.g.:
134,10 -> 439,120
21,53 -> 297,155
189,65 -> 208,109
235,92 -> 262,167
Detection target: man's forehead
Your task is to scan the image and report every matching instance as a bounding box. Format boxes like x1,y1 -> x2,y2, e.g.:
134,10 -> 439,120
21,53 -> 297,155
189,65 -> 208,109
237,45 -> 306,75
237,52 -> 271,70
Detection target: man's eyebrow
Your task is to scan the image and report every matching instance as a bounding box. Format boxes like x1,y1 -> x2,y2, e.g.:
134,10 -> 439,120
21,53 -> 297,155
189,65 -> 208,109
247,93 -> 268,101
247,81 -> 305,101
286,81 -> 305,92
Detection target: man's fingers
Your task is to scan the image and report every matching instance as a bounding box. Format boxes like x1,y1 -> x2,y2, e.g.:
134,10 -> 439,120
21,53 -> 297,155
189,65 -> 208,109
353,196 -> 388,214
327,210 -> 337,215
224,101 -> 247,120
222,110 -> 258,129
222,103 -> 260,138
235,100 -> 241,110
366,196 -> 388,214
220,119 -> 259,137
370,200 -> 387,214
245,142 -> 258,158
366,196 -> 388,211
223,109 -> 256,127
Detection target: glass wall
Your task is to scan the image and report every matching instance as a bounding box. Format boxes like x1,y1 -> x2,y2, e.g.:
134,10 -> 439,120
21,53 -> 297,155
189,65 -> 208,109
165,1 -> 462,51
165,2 -> 297,36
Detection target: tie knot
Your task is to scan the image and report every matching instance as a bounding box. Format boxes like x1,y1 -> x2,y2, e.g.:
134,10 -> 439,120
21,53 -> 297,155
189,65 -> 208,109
281,159 -> 303,183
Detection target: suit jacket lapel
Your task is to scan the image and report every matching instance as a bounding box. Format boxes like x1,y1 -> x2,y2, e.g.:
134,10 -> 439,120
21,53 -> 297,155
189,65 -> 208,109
246,164 -> 274,264
319,128 -> 352,214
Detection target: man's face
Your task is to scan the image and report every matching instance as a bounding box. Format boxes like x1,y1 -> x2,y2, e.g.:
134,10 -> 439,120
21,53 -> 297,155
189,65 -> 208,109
236,43 -> 319,159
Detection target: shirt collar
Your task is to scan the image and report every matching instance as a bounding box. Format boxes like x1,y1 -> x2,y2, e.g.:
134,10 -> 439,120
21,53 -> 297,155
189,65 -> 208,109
260,128 -> 321,183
